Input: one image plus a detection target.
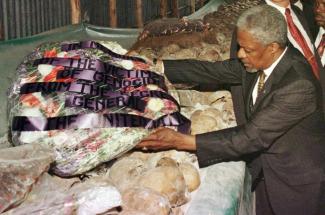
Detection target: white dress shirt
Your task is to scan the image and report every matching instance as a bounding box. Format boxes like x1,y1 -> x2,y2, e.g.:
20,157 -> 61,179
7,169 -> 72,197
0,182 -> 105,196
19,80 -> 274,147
315,27 -> 325,66
266,0 -> 314,56
252,48 -> 288,104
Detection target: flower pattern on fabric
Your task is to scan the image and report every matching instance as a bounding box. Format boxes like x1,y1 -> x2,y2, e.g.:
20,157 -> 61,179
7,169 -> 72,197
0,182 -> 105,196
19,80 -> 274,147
8,40 -> 186,176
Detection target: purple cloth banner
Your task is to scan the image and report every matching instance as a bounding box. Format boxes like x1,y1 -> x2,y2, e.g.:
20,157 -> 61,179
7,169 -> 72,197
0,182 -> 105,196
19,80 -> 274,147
33,57 -> 158,80
56,67 -> 163,80
65,94 -> 146,112
61,41 -> 146,63
65,89 -> 181,112
19,83 -> 180,110
12,112 -> 191,134
20,80 -> 168,95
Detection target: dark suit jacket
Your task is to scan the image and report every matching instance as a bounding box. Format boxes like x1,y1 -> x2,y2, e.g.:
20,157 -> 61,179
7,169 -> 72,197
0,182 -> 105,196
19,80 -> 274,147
229,2 -> 325,125
301,0 -> 318,40
163,46 -> 325,215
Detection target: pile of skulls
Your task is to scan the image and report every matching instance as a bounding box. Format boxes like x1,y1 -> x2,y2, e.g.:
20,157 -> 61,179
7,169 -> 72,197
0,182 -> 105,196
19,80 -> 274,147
130,0 -> 263,61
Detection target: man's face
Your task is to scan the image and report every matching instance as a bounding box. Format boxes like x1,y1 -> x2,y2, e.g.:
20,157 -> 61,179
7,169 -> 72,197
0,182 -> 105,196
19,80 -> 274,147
315,0 -> 325,28
237,29 -> 274,73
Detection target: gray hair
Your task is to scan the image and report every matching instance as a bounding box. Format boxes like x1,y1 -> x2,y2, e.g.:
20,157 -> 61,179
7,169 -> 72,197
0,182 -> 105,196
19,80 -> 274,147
236,5 -> 288,47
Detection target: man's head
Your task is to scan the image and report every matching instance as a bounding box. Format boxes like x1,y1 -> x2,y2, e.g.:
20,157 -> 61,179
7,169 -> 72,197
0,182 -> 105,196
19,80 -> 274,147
236,5 -> 288,72
315,0 -> 325,28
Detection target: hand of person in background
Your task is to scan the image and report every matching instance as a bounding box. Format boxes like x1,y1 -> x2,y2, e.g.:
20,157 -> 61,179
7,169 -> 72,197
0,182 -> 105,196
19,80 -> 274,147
315,0 -> 325,28
136,127 -> 196,151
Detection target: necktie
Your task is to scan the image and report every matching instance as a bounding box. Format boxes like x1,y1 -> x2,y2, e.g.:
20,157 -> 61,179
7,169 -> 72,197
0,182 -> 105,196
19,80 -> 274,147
257,71 -> 266,98
317,34 -> 325,57
285,8 -> 320,80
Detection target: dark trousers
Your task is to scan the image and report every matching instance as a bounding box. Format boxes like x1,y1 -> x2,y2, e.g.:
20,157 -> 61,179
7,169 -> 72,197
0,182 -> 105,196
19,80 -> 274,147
255,180 -> 325,215
255,180 -> 275,215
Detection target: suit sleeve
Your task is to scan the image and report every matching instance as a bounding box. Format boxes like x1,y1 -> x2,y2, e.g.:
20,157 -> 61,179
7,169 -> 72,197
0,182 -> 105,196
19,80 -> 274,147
195,79 -> 318,167
163,59 -> 243,86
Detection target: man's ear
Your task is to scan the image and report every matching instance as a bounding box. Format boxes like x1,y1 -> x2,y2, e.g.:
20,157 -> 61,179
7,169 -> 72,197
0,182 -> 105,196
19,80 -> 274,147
268,42 -> 281,54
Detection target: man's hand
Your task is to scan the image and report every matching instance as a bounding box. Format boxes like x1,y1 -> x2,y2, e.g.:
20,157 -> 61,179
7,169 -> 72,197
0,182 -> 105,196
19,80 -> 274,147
137,127 -> 196,151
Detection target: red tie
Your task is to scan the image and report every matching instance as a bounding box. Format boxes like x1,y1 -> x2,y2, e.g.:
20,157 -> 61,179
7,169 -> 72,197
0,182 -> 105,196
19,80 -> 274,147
285,8 -> 320,80
317,34 -> 325,57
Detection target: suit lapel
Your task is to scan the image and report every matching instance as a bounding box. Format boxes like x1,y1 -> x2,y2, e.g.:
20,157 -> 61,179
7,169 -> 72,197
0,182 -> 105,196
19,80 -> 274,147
291,5 -> 315,42
251,48 -> 294,113
244,72 -> 258,119
301,1 -> 318,40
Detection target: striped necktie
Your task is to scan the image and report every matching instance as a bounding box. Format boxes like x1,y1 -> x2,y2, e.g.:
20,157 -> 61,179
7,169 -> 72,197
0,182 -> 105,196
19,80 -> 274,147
257,71 -> 266,98
285,8 -> 320,80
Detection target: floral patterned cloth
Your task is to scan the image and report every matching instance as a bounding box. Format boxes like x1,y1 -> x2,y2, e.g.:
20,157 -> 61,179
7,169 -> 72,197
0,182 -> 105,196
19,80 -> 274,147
8,41 -> 187,176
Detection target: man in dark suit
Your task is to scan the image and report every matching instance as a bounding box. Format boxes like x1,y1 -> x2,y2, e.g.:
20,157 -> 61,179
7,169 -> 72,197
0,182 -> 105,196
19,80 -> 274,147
230,0 -> 325,126
138,5 -> 325,215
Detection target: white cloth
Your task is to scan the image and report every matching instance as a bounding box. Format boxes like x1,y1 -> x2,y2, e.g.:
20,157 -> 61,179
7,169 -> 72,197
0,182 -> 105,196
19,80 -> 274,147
266,0 -> 314,56
252,48 -> 288,104
315,27 -> 325,66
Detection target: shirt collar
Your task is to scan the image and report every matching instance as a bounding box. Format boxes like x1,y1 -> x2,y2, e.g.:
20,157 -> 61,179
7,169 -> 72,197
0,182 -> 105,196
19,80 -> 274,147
294,0 -> 303,10
315,27 -> 325,47
319,27 -> 325,35
265,0 -> 291,15
263,47 -> 288,78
